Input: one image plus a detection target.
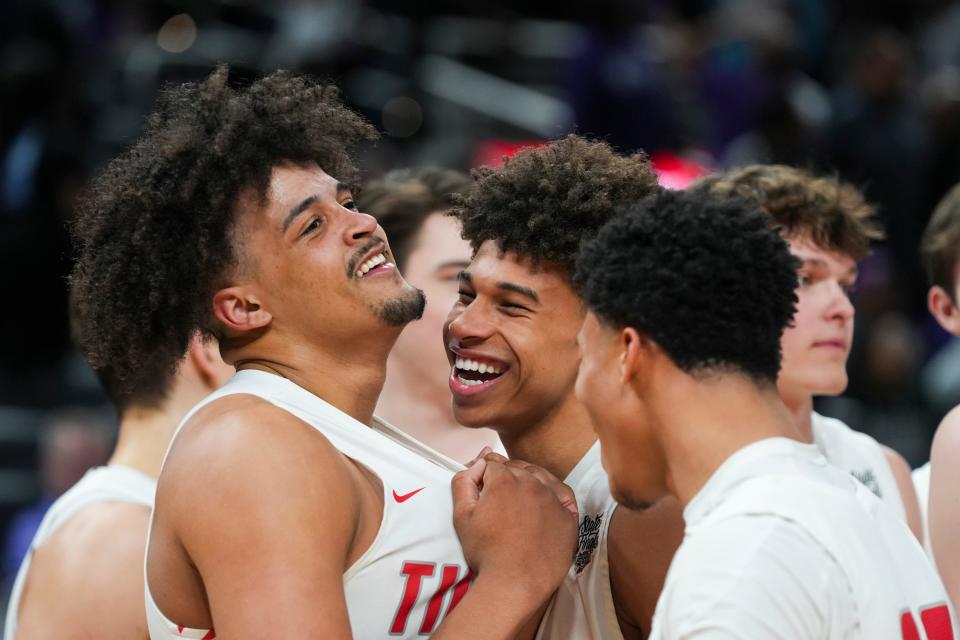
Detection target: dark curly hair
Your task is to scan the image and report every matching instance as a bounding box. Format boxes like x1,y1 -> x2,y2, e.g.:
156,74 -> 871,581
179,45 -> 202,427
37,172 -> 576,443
70,66 -> 376,411
575,188 -> 800,383
449,135 -> 659,275
358,167 -> 473,270
697,164 -> 882,261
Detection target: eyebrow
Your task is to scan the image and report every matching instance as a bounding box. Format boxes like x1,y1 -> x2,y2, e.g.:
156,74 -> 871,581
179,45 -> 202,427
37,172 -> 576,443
800,257 -> 858,279
280,182 -> 351,235
458,271 -> 540,304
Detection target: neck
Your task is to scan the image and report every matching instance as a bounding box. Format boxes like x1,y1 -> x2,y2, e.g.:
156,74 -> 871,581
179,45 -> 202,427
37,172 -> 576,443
108,405 -> 183,479
498,392 -> 597,481
231,329 -> 395,425
378,361 -> 499,463
656,375 -> 797,507
778,385 -> 814,442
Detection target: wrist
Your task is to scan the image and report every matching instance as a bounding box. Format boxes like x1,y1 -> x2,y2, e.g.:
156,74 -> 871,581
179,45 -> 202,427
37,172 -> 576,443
471,567 -> 557,610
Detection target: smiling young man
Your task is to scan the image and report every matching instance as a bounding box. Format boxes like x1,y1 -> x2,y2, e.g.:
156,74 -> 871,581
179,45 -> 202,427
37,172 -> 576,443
445,135 -> 684,639
70,67 -> 578,640
574,187 -> 955,638
699,165 -> 923,539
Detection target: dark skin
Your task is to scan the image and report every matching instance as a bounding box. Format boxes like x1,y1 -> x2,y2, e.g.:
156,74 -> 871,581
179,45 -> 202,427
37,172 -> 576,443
146,163 -> 579,639
444,243 -> 685,638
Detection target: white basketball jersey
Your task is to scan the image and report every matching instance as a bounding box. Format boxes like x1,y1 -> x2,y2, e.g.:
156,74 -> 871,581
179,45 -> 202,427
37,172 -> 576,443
812,411 -> 906,520
145,370 -> 470,640
913,461 -> 935,562
537,442 -> 622,640
650,438 -> 955,639
5,465 -> 156,639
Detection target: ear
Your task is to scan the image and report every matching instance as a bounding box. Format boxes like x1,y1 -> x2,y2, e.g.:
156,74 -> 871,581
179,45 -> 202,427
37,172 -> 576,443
212,286 -> 272,333
928,285 -> 960,335
619,327 -> 654,385
186,333 -> 232,391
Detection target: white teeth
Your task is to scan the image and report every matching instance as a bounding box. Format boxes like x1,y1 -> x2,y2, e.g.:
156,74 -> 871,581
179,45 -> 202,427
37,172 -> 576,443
357,253 -> 387,278
457,375 -> 484,386
454,358 -> 503,375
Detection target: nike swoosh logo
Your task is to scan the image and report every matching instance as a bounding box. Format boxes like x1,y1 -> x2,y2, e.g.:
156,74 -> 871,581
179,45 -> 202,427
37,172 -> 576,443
393,487 -> 425,503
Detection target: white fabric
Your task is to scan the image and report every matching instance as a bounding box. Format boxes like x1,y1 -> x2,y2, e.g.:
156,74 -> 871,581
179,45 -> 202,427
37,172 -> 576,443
5,465 -> 156,639
145,369 -> 469,640
913,461 -> 936,563
537,442 -> 622,640
650,438 -> 955,639
812,411 -> 906,521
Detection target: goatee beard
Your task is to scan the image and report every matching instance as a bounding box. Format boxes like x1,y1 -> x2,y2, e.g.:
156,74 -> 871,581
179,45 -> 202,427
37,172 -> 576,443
375,286 -> 426,326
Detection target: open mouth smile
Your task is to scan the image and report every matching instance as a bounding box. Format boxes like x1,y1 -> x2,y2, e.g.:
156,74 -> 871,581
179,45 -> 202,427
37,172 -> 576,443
448,352 -> 509,396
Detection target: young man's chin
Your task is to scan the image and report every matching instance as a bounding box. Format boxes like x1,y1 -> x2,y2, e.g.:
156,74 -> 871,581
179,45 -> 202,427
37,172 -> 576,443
374,287 -> 426,327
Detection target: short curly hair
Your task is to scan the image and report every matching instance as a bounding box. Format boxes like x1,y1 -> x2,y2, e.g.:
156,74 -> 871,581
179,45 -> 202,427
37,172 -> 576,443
575,188 -> 800,383
359,167 -> 473,270
70,66 -> 376,411
697,164 -> 882,261
449,135 -> 659,276
921,182 -> 960,302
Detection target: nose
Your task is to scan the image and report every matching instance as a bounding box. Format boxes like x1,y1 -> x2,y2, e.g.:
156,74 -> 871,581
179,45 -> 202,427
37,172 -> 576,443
445,298 -> 494,346
827,281 -> 855,323
343,211 -> 379,245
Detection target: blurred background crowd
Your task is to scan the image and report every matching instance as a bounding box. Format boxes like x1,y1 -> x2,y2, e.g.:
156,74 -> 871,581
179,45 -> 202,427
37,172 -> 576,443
1,0 -> 960,621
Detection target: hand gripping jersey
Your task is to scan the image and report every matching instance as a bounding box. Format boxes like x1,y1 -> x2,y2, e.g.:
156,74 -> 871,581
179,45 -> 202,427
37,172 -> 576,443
812,411 -> 906,520
650,438 -> 955,640
145,370 -> 471,640
5,465 -> 156,639
536,442 -> 622,640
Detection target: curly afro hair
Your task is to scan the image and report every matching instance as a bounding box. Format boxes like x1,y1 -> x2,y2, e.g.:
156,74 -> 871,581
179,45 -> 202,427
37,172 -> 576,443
575,188 -> 800,383
697,164 -> 882,261
449,135 -> 659,276
70,66 -> 376,411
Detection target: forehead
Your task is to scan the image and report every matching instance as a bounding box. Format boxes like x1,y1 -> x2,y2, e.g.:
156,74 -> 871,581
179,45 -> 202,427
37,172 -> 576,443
469,241 -> 577,298
785,235 -> 857,272
411,213 -> 470,263
267,163 -> 341,210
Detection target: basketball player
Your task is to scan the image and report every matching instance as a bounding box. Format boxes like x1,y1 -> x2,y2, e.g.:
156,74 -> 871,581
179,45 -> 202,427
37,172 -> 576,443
359,168 -> 500,461
70,66 -> 577,640
444,136 -> 683,639
5,333 -> 233,639
574,187 -> 955,638
700,165 -> 923,539
922,182 -> 960,612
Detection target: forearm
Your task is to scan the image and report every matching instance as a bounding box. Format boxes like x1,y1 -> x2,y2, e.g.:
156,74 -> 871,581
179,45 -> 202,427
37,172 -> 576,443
432,573 -> 551,640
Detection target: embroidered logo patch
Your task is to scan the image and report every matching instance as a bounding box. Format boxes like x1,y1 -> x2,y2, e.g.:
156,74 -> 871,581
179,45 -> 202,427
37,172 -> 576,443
574,513 -> 603,574
851,468 -> 882,498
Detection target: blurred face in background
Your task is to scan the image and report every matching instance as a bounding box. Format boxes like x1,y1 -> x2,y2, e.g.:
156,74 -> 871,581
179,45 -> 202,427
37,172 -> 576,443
778,235 -> 857,401
389,213 -> 471,405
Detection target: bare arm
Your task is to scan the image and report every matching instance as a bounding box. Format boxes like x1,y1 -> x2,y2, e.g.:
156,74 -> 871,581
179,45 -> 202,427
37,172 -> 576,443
607,496 -> 685,638
930,407 -> 960,613
882,445 -> 924,541
166,403 -> 359,638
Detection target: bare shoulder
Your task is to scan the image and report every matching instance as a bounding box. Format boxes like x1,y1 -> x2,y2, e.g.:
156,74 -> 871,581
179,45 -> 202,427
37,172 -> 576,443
880,444 -> 912,477
17,502 -> 152,638
155,393 -> 365,560
161,394 -> 356,500
933,405 -> 960,454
